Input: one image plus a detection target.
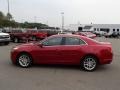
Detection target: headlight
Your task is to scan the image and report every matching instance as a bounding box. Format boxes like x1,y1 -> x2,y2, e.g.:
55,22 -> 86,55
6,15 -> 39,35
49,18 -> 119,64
11,47 -> 19,52
13,47 -> 19,50
11,47 -> 18,52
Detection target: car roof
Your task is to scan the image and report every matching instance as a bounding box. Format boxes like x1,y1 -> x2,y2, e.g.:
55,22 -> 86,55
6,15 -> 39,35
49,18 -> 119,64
48,34 -> 99,45
50,34 -> 84,38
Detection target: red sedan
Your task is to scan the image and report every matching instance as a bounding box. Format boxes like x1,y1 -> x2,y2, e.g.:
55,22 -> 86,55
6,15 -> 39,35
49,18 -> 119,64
11,34 -> 113,71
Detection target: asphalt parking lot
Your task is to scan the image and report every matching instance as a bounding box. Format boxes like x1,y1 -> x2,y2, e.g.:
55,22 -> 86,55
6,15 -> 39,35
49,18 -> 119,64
0,37 -> 120,90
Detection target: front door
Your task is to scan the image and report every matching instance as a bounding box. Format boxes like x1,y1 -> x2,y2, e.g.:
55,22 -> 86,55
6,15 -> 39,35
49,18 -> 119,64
34,37 -> 63,64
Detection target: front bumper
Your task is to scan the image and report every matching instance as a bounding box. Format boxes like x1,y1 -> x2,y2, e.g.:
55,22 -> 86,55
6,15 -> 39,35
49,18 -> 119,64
11,50 -> 19,64
0,38 -> 10,43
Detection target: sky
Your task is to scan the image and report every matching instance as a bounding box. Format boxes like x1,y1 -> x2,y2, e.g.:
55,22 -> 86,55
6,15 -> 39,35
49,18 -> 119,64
0,0 -> 120,27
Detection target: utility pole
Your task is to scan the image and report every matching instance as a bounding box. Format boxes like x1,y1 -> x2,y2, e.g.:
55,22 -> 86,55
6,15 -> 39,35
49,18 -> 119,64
7,0 -> 11,21
7,0 -> 10,30
61,12 -> 64,33
7,0 -> 10,14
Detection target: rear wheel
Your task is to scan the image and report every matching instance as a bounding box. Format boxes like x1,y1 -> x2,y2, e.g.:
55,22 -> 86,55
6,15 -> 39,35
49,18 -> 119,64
14,37 -> 19,43
81,56 -> 98,71
17,53 -> 32,68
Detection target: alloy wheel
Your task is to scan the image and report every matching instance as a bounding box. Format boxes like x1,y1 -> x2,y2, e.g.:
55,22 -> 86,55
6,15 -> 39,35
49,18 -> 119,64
18,54 -> 32,67
82,56 -> 97,71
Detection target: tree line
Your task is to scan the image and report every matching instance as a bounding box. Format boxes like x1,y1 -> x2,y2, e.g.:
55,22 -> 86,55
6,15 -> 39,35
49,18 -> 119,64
0,11 -> 57,29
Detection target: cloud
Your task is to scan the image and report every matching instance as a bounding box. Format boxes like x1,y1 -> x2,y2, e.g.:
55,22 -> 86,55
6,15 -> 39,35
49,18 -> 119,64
0,0 -> 120,27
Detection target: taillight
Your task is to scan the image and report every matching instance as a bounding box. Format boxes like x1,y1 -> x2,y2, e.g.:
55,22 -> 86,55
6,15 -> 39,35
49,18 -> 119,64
108,47 -> 112,53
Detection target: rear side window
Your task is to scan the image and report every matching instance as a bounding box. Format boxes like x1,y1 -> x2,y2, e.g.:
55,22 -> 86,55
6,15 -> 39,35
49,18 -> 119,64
64,37 -> 86,45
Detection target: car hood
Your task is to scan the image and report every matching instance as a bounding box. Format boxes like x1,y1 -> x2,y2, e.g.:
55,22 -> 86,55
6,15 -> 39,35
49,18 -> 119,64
15,42 -> 36,48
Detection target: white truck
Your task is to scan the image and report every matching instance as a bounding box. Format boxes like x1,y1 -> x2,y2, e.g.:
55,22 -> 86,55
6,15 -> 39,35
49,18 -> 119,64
0,30 -> 10,45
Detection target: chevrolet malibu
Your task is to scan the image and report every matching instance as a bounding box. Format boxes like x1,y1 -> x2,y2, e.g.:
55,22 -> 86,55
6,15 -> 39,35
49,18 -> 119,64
11,34 -> 113,71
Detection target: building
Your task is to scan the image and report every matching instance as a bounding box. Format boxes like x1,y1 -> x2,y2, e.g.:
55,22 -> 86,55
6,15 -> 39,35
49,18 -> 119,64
66,24 -> 120,35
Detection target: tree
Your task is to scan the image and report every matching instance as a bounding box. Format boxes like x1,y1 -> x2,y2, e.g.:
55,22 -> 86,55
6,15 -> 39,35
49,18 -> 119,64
0,11 -> 5,28
0,11 -> 51,29
6,13 -> 12,20
0,11 -> 5,20
19,22 -> 49,29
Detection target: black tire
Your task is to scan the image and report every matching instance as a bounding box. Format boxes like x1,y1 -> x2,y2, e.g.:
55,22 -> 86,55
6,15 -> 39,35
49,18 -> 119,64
0,43 -> 3,46
4,42 -> 9,45
17,53 -> 33,68
80,56 -> 98,71
14,37 -> 19,43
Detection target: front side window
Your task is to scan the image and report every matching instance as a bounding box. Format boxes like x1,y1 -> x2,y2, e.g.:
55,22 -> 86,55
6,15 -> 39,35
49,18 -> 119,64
64,37 -> 86,45
42,37 -> 62,46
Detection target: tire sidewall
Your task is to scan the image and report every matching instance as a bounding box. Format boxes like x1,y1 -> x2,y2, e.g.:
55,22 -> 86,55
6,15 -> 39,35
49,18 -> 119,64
81,56 -> 97,71
17,53 -> 32,68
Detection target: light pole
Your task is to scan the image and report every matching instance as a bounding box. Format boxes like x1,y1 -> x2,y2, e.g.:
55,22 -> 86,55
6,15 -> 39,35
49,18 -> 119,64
7,0 -> 10,14
7,0 -> 10,30
61,12 -> 64,33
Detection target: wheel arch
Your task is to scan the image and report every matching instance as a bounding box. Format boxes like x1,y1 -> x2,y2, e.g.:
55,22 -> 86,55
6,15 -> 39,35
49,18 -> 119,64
16,51 -> 34,64
80,53 -> 100,65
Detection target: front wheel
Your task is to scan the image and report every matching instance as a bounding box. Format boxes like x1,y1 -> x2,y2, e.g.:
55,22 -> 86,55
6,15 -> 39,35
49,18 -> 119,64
17,53 -> 32,68
4,42 -> 9,45
81,56 -> 98,71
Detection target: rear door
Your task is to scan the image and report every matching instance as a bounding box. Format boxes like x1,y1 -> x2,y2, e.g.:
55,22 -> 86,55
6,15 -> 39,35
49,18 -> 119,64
58,37 -> 86,64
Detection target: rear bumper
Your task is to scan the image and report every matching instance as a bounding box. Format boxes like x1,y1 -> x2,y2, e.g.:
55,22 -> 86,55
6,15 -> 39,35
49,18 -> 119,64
37,36 -> 47,39
99,52 -> 113,65
100,59 -> 112,64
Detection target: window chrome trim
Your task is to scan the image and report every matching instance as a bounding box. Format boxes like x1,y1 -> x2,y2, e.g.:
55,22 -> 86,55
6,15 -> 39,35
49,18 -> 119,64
40,36 -> 88,46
